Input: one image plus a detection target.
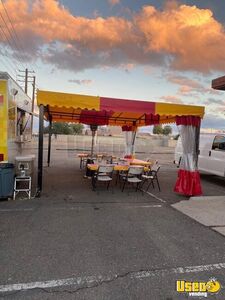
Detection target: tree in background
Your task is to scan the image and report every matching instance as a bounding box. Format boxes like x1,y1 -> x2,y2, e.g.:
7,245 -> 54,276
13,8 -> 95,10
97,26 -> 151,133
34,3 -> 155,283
153,125 -> 163,135
153,125 -> 172,135
52,123 -> 71,135
162,125 -> 172,136
70,123 -> 84,135
44,122 -> 84,135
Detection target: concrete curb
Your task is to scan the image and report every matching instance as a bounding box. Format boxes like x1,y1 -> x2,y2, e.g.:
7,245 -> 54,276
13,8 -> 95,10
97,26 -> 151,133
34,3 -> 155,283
172,196 -> 225,236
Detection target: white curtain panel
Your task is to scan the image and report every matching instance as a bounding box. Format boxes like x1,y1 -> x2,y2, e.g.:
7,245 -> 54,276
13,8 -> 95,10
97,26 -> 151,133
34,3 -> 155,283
124,131 -> 136,155
178,125 -> 197,172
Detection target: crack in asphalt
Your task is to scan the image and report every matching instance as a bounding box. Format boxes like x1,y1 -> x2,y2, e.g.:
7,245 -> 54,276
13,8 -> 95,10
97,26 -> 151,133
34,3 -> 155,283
0,271 -> 130,297
1,263 -> 225,296
0,266 -> 164,297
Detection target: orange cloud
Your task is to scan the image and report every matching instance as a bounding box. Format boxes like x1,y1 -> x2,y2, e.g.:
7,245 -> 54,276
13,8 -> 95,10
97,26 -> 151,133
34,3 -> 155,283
168,75 -> 224,96
1,0 -> 225,72
108,0 -> 120,6
168,75 -> 203,89
68,79 -> 93,85
178,86 -> 193,94
160,95 -> 183,104
135,5 -> 225,72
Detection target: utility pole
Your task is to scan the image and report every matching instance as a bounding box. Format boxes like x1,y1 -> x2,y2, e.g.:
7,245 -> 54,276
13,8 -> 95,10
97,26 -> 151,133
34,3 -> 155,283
17,69 -> 35,95
32,76 -> 36,113
25,68 -> 28,93
31,76 -> 36,135
17,69 -> 36,136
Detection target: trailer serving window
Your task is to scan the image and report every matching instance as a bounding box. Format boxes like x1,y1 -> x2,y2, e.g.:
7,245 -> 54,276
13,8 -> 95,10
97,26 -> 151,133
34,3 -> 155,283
16,108 -> 32,141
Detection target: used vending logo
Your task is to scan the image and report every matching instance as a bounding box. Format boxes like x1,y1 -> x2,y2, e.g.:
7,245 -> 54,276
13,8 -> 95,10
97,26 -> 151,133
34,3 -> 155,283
176,278 -> 221,297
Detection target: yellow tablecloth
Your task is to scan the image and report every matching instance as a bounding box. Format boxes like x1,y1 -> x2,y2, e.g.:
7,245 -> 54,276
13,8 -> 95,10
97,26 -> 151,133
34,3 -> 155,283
127,158 -> 152,166
77,153 -> 103,158
87,164 -> 150,172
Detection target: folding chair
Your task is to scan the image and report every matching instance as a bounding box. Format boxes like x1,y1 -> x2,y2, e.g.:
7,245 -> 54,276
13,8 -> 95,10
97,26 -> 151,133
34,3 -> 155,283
13,176 -> 32,200
13,163 -> 32,200
121,166 -> 144,192
141,163 -> 161,192
80,154 -> 98,169
102,155 -> 113,164
92,165 -> 114,191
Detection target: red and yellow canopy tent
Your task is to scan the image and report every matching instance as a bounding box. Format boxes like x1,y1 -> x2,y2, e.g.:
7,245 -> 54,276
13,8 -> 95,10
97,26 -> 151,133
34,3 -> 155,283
37,90 -> 204,127
36,90 -> 205,197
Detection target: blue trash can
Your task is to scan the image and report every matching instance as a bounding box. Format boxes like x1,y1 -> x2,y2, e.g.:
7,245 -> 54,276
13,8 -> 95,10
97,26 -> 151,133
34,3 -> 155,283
0,163 -> 15,199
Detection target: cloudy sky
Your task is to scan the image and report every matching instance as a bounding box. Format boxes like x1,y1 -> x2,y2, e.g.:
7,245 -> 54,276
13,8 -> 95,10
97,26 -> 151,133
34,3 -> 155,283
0,0 -> 225,130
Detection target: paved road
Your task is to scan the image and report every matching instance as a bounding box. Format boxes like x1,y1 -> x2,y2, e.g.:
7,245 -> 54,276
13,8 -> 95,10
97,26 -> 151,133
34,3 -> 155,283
1,155 -> 225,299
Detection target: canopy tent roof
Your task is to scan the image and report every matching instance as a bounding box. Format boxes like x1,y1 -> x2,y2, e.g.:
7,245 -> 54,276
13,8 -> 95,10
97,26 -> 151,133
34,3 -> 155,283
37,90 -> 205,127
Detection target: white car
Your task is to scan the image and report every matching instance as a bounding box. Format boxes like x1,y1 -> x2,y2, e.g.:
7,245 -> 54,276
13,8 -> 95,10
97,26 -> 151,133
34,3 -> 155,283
175,133 -> 225,177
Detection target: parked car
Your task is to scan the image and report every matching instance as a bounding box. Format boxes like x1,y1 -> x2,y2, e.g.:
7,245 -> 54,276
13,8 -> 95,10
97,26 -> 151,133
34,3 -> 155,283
174,133 -> 225,177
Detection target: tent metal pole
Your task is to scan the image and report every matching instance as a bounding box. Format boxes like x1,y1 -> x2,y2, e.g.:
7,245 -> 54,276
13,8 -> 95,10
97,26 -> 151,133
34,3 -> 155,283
195,121 -> 201,167
36,104 -> 44,197
90,124 -> 98,157
91,130 -> 95,157
47,117 -> 52,167
131,131 -> 137,155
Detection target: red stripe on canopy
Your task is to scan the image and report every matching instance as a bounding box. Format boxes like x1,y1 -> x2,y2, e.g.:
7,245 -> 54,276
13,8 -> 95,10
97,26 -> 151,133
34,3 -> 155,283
122,125 -> 137,131
176,116 -> 201,127
100,97 -> 155,114
79,110 -> 112,125
145,114 -> 160,125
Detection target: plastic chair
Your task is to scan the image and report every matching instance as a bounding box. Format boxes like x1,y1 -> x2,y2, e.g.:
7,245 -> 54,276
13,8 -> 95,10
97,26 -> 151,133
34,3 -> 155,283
141,163 -> 161,192
92,165 -> 114,191
121,166 -> 144,192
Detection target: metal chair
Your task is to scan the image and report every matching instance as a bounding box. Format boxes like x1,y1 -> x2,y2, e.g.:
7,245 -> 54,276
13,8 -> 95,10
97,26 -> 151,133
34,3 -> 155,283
13,176 -> 31,200
121,166 -> 144,192
141,163 -> 161,192
81,154 -> 97,169
102,155 -> 113,164
92,165 -> 114,191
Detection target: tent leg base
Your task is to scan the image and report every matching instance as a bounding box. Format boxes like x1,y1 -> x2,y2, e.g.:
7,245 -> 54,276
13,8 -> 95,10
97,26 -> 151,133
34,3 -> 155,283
35,189 -> 42,198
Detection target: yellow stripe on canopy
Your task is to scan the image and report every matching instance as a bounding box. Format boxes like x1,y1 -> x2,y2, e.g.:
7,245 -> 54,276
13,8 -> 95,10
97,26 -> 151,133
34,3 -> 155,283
37,90 -> 100,110
155,102 -> 205,118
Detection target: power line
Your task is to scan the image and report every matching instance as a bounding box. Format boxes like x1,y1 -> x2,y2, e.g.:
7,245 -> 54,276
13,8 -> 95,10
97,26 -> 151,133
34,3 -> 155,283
0,30 -> 21,72
0,57 -> 17,77
0,8 -> 26,70
0,28 -> 22,72
0,0 -> 39,71
0,49 -> 18,73
0,0 -> 26,54
0,44 -> 19,78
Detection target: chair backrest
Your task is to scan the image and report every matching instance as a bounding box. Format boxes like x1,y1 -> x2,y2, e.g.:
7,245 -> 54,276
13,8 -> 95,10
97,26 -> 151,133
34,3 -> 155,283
102,155 -> 113,164
98,165 -> 114,173
128,166 -> 144,175
151,163 -> 160,173
86,158 -> 95,164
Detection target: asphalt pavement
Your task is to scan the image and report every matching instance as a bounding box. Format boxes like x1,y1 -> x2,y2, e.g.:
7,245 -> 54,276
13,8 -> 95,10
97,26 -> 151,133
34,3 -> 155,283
1,152 -> 225,299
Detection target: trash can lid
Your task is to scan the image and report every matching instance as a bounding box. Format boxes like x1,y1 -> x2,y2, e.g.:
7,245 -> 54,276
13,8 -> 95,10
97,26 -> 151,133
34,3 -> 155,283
0,162 -> 14,168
